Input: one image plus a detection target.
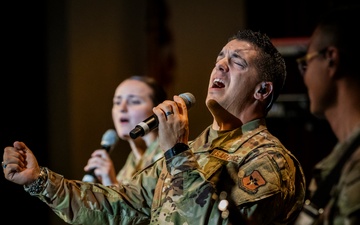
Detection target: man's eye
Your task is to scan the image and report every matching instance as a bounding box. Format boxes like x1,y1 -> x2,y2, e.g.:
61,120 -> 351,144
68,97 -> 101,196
233,61 -> 245,68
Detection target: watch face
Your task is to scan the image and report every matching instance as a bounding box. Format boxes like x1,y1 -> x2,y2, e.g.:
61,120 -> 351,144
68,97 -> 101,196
173,143 -> 189,154
165,143 -> 189,159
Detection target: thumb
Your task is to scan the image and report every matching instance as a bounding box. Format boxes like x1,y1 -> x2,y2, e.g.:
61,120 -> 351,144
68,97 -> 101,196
13,141 -> 28,151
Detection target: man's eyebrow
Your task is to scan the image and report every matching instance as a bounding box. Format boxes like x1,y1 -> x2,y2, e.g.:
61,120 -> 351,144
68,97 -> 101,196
217,48 -> 254,58
232,50 -> 242,57
234,48 -> 253,53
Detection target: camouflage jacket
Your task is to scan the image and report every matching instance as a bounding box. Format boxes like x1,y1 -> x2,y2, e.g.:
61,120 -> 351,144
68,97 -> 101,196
307,126 -> 360,225
33,118 -> 306,225
116,138 -> 163,185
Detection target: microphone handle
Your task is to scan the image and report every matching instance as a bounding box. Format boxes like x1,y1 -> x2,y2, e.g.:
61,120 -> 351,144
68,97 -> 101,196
129,115 -> 159,139
82,145 -> 111,183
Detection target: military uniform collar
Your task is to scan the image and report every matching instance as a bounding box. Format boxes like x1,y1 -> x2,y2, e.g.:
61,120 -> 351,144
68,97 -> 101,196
190,118 -> 267,153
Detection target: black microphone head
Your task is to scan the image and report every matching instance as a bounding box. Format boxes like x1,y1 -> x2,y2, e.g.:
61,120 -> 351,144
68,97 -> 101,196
101,129 -> 118,148
179,92 -> 196,109
129,93 -> 196,140
83,129 -> 118,182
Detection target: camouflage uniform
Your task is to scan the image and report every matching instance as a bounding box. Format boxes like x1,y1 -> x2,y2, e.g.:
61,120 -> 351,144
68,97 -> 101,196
306,127 -> 360,225
33,119 -> 306,225
116,139 -> 163,185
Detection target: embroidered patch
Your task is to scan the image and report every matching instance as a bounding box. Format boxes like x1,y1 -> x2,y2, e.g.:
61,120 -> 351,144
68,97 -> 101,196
211,149 -> 242,163
239,170 -> 266,194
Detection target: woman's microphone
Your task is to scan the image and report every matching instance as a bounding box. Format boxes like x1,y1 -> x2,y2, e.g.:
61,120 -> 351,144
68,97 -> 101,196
82,129 -> 118,182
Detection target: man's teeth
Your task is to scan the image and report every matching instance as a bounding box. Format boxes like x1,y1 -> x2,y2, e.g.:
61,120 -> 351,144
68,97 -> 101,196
213,78 -> 225,88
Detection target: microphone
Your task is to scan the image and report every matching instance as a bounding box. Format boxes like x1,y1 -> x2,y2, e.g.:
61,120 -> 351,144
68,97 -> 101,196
129,92 -> 196,139
82,129 -> 119,182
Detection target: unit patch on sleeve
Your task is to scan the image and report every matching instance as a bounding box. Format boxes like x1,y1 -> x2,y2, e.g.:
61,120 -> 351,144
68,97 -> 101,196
239,170 -> 266,194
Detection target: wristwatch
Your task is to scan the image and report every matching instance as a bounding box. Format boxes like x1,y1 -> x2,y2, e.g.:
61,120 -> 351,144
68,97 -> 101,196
24,167 -> 48,196
164,143 -> 189,159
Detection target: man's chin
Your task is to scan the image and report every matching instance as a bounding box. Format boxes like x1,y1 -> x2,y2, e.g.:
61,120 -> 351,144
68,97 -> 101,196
206,98 -> 220,110
206,99 -> 227,117
312,109 -> 326,120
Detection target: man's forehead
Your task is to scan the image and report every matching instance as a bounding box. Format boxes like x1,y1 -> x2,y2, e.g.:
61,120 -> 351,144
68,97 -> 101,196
221,40 -> 256,53
219,47 -> 257,57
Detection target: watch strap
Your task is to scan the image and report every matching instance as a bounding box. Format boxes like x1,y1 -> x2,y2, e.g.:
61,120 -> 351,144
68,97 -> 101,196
164,143 -> 189,160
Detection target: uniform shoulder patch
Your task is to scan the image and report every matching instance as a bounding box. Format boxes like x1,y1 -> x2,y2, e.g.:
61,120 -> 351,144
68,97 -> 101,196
239,170 -> 266,194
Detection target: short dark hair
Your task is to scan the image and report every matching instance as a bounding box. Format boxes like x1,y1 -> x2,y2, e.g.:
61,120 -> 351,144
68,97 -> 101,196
128,75 -> 167,106
316,4 -> 360,79
228,29 -> 286,110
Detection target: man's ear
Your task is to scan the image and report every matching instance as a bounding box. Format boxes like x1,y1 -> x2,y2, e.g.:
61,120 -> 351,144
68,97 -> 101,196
255,82 -> 274,111
258,82 -> 267,94
326,46 -> 339,79
255,82 -> 273,98
326,46 -> 337,67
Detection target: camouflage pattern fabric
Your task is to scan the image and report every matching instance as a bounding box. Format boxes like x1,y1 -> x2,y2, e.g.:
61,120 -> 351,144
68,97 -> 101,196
306,127 -> 360,225
116,139 -> 163,185
33,118 -> 306,225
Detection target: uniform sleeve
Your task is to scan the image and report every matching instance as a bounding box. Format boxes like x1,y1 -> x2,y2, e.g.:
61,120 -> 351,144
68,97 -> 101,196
234,153 -> 286,224
338,149 -> 360,222
35,165 -> 161,225
233,149 -> 304,224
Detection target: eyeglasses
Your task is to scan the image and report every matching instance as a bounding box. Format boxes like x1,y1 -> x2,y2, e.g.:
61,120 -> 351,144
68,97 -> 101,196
296,48 -> 328,76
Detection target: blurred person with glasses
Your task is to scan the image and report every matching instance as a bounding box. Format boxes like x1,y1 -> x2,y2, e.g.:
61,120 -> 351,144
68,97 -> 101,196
296,48 -> 328,76
294,4 -> 360,225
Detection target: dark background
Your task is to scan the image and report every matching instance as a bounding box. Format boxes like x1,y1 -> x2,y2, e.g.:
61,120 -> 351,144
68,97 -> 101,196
2,1 -> 353,224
